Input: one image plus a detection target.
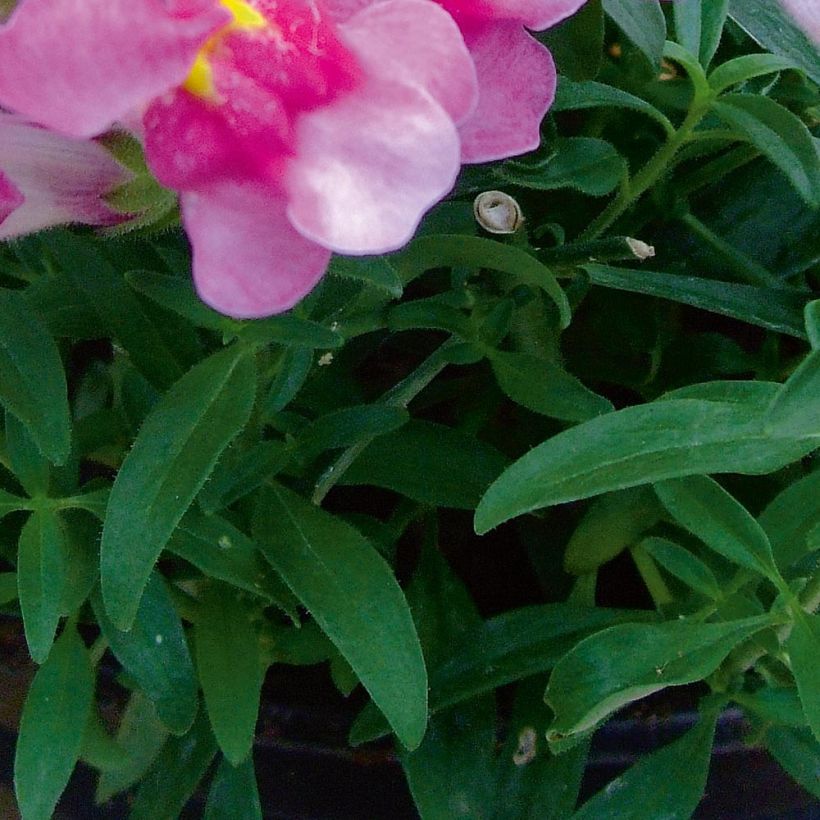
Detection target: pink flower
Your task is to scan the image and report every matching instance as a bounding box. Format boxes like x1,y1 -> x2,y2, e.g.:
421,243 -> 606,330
0,113 -> 128,239
780,0 -> 820,44
0,0 -> 479,317
327,0 -> 588,162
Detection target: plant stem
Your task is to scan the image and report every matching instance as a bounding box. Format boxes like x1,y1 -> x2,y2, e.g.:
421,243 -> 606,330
580,96 -> 714,242
311,338 -> 458,505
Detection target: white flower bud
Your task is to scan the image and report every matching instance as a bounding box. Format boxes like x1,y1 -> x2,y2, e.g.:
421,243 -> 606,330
473,190 -> 524,235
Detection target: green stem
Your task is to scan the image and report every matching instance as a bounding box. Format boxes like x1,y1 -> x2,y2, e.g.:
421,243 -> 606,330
680,212 -> 779,286
311,338 -> 459,505
580,99 -> 712,241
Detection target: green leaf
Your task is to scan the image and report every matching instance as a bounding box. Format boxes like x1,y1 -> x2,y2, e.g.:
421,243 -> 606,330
342,420 -> 508,510
129,708 -> 218,820
571,707 -> 719,819
393,235 -> 571,329
538,0 -> 604,81
602,0 -> 666,67
475,398 -> 817,533
673,0 -> 703,64
126,270 -> 231,332
96,690 -> 169,803
729,0 -> 820,84
552,78 -> 674,136
0,571 -> 18,604
101,345 -> 256,629
235,315 -> 343,350
14,625 -> 94,820
654,475 -> 780,582
0,289 -> 70,463
17,509 -> 67,663
708,53 -> 799,94
350,605 -> 649,744
493,678 -> 589,820
564,487 -> 663,574
713,94 -> 820,208
80,708 -> 130,773
640,537 -> 722,600
195,584 -> 264,765
763,726 -> 820,799
401,697 -> 495,820
92,573 -> 199,735
500,138 -> 626,197
329,255 -> 403,298
262,347 -> 313,416
673,0 -> 729,67
545,616 -> 770,741
168,510 -> 296,611
59,510 -> 101,615
583,263 -> 809,339
698,0 -> 730,66
254,483 -> 427,749
734,687 -> 806,728
787,614 -> 820,743
6,412 -> 50,497
298,404 -> 410,460
758,469 -> 820,571
204,758 -> 262,820
490,350 -> 613,422
199,440 -> 290,513
806,300 -> 820,349
51,235 -> 186,390
765,348 -> 820,439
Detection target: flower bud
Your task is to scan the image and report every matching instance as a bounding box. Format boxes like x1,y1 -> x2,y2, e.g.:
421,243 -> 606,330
473,190 -> 524,235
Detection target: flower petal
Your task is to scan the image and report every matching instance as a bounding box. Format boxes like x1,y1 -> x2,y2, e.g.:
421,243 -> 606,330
0,0 -> 229,137
285,75 -> 461,255
458,21 -> 556,163
340,0 -> 478,125
0,171 -> 24,227
183,183 -> 331,318
0,114 -> 129,239
448,0 -> 588,30
780,0 -> 820,43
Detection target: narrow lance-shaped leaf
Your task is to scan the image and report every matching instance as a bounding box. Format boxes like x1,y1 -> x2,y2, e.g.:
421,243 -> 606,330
0,289 -> 70,463
101,345 -> 256,629
713,94 -> 820,208
17,509 -> 67,663
786,613 -> 820,743
654,475 -> 781,582
254,483 -> 428,750
640,537 -> 722,600
545,615 -> 771,741
571,705 -> 720,820
14,625 -> 94,820
204,758 -> 262,820
765,348 -> 820,439
195,584 -> 264,765
475,398 -> 816,534
602,0 -> 666,67
92,574 -> 199,735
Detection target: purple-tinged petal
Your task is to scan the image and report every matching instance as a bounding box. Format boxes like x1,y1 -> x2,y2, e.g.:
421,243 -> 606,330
0,114 -> 130,239
458,21 -> 556,163
0,0 -> 229,138
442,0 -> 588,29
780,0 -> 820,43
183,183 -> 331,318
285,75 -> 461,255
339,0 -> 478,125
0,171 -> 24,227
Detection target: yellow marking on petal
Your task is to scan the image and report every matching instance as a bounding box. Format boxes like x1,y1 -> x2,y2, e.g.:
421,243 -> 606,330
182,0 -> 267,100
183,52 -> 216,98
220,0 -> 266,29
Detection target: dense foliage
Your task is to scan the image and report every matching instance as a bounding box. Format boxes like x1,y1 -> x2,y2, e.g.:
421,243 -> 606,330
1,0 -> 819,817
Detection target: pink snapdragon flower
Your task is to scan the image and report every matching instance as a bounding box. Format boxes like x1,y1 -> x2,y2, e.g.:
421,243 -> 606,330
0,113 -> 128,239
327,0 -> 587,162
0,0 -> 480,317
